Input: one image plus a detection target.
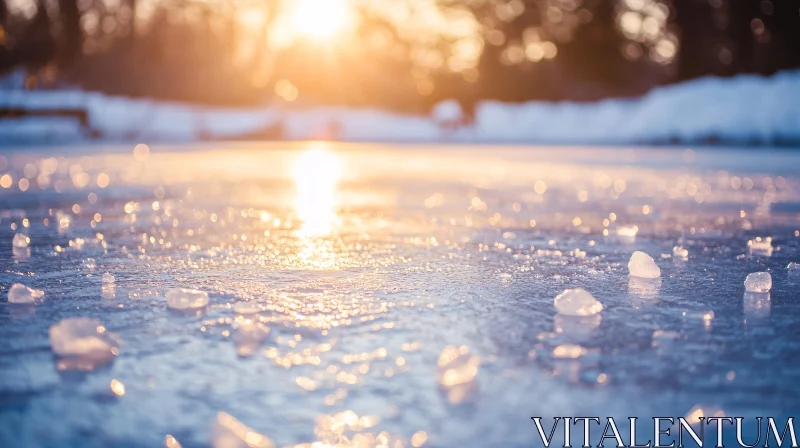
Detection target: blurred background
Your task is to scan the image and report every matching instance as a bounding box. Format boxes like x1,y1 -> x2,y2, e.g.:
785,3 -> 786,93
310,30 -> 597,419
1,0 -> 799,115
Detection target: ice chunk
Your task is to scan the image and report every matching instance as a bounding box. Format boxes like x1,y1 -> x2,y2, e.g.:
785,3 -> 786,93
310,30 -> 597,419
12,233 -> 29,248
49,317 -> 121,359
233,301 -> 261,315
233,320 -> 269,357
83,258 -> 96,269
211,412 -> 274,448
616,225 -> 639,237
747,237 -> 773,256
437,345 -> 480,387
672,246 -> 688,259
553,288 -> 603,316
8,283 -> 44,304
55,210 -> 71,230
166,288 -> 209,310
437,345 -> 480,404
790,263 -> 800,283
744,272 -> 772,293
552,344 -> 588,359
101,273 -> 116,299
628,251 -> 661,278
615,225 -> 638,244
101,285 -> 116,300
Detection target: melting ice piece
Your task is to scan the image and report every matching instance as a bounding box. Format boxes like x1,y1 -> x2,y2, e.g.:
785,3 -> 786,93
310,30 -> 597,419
437,345 -> 480,404
615,225 -> 638,244
49,317 -> 121,359
55,210 -> 71,230
102,272 -> 115,284
744,272 -> 772,293
83,258 -> 97,269
628,251 -> 661,278
233,321 -> 269,357
672,246 -> 689,259
788,262 -> 800,271
211,412 -> 274,448
233,301 -> 261,315
552,344 -> 588,359
437,345 -> 480,387
747,237 -> 773,255
616,225 -> 639,237
12,233 -> 29,248
166,288 -> 209,310
554,288 -> 603,316
8,283 -> 44,304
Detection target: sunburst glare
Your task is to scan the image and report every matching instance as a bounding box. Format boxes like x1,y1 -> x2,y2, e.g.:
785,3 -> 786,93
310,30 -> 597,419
288,0 -> 354,39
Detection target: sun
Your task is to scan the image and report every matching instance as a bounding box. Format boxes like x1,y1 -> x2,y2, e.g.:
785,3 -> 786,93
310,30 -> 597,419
288,0 -> 353,39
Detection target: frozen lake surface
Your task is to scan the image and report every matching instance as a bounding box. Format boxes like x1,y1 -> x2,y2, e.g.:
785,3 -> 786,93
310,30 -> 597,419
1,142 -> 800,447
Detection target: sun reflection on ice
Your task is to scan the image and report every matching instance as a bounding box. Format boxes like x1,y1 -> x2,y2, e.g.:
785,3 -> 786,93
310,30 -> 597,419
293,145 -> 341,238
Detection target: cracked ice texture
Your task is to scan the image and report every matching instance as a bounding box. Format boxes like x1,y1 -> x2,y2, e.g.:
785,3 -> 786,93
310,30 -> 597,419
7,283 -> 44,304
628,251 -> 661,279
12,233 -> 29,248
744,272 -> 772,293
553,288 -> 604,316
166,288 -> 209,310
49,317 -> 121,358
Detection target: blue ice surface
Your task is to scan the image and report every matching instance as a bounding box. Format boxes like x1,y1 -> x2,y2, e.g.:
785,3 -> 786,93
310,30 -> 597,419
1,142 -> 800,447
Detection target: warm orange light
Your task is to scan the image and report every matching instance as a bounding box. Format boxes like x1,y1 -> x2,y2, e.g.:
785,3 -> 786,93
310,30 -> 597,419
288,0 -> 353,39
292,144 -> 341,237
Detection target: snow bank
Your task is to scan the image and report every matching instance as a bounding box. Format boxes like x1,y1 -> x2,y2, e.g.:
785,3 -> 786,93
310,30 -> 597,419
0,88 -> 281,142
1,70 -> 799,145
470,71 -> 800,145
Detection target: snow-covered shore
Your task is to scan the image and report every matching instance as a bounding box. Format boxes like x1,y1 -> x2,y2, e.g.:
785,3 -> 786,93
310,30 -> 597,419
1,70 -> 798,145
468,71 -> 800,145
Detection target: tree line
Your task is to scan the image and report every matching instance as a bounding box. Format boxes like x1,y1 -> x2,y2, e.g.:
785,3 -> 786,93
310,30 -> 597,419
0,0 -> 798,111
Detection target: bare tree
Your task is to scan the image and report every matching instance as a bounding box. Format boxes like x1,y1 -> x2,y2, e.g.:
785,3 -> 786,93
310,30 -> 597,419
57,0 -> 82,66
